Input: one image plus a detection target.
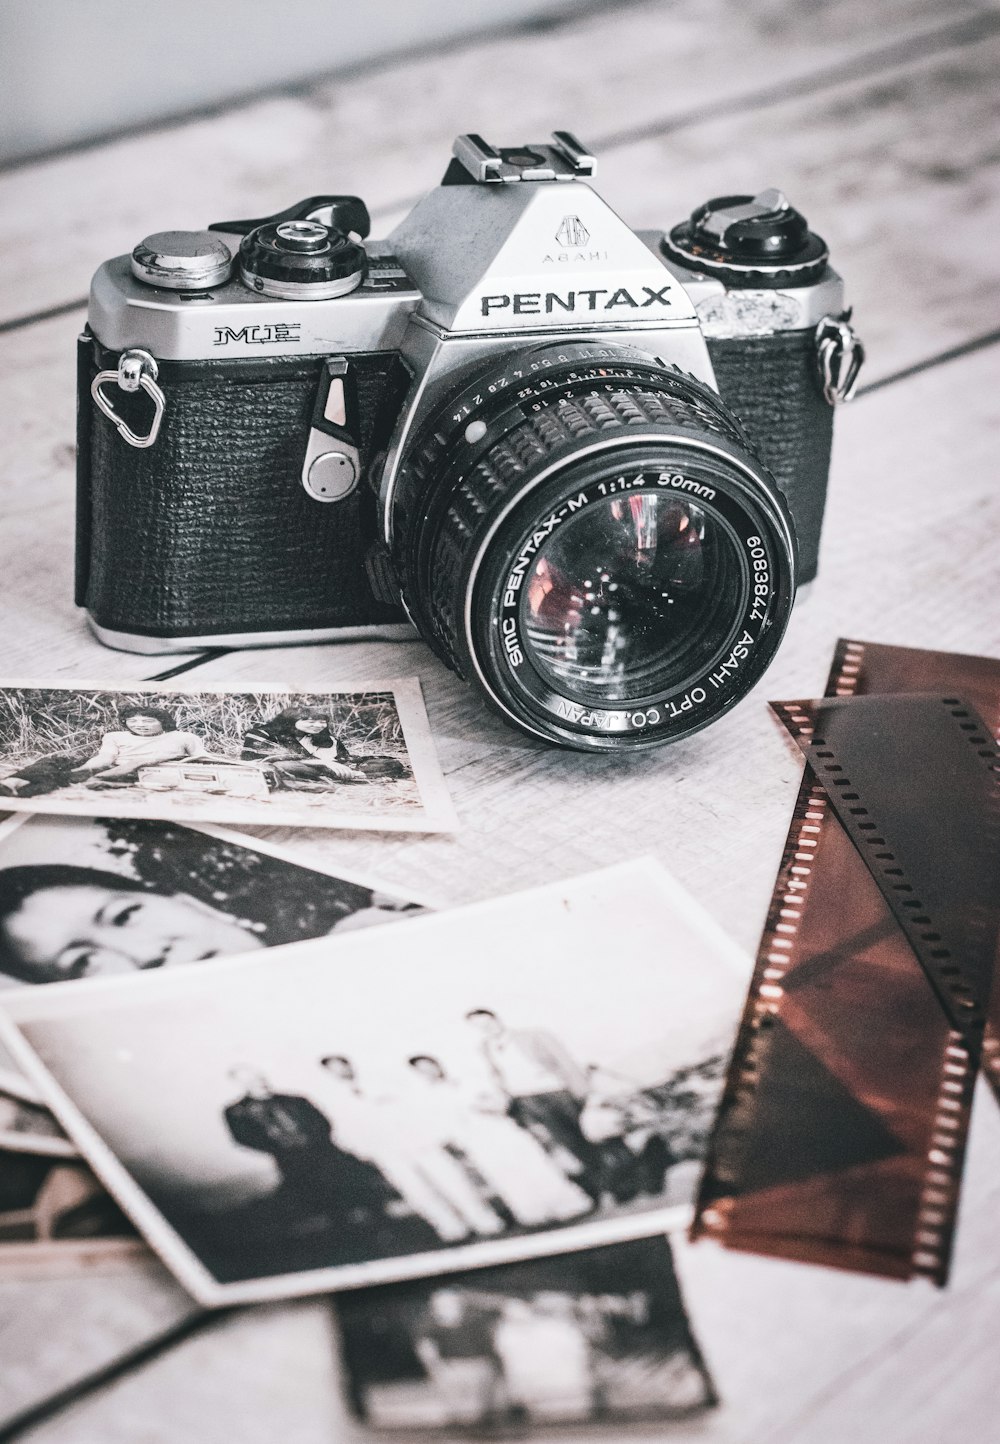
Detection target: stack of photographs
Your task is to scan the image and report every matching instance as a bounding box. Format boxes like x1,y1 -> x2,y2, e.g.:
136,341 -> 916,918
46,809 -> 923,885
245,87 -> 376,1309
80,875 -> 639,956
0,681 -> 729,1432
0,792 -> 435,1289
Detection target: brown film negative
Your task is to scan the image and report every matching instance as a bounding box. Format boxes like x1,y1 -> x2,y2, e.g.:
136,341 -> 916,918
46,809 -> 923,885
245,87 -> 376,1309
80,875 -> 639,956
693,640 -> 1000,1285
775,694 -> 1000,1065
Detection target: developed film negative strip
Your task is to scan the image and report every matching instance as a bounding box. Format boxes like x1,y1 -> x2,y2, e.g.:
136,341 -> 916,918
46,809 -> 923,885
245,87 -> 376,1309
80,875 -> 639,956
694,641 -> 1000,1285
776,694 -> 1000,1065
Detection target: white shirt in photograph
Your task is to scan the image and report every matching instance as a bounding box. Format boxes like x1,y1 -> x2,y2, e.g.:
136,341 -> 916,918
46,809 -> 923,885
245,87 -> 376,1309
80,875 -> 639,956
485,1030 -> 585,1098
85,731 -> 206,771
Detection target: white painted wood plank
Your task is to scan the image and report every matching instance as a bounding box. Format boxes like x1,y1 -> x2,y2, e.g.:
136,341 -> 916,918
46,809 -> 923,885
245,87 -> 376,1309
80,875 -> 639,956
595,31 -> 1000,383
0,1259 -> 197,1432
12,1301 -> 351,1444
0,0 -> 987,322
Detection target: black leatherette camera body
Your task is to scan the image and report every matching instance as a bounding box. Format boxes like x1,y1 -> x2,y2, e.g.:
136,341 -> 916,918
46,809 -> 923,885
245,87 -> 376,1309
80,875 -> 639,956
706,331 -> 833,583
77,341 -> 409,640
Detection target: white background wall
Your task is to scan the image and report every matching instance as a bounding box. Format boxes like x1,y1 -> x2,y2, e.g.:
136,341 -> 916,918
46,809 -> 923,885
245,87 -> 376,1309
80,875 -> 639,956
0,0 -> 586,164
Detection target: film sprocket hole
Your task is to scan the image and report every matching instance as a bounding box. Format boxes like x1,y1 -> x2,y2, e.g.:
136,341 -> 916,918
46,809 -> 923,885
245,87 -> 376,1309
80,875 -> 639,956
77,132 -> 862,752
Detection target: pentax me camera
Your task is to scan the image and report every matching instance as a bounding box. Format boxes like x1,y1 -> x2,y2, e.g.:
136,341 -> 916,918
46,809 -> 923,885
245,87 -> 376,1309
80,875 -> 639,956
77,132 -> 863,751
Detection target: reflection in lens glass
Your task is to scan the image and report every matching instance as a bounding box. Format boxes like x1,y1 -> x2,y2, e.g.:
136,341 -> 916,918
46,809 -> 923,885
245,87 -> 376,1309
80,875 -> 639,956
520,493 -> 744,704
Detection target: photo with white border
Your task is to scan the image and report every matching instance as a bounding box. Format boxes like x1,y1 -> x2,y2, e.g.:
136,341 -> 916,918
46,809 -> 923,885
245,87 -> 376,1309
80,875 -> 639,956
0,1093 -> 78,1158
0,679 -> 456,832
0,860 -> 748,1305
0,1151 -> 145,1279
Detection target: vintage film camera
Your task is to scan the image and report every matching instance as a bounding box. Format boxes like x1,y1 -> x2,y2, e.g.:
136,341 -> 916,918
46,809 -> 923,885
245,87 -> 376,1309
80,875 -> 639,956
77,132 -> 863,751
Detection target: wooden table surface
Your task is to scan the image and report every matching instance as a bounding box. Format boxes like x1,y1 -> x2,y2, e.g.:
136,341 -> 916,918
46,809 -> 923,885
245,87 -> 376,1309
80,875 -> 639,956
1,1 -> 999,1438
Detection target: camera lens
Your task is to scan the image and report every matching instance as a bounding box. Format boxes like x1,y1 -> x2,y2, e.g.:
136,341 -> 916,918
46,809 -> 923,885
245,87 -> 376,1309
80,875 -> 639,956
389,342 -> 796,751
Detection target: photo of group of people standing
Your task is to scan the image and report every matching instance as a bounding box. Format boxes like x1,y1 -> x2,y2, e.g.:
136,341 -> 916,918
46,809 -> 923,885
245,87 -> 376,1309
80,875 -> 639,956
215,1008 -> 698,1278
3,860 -> 742,1318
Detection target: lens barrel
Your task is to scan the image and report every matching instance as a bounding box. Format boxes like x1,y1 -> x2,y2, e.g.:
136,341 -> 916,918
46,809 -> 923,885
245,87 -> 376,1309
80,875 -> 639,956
390,342 -> 796,750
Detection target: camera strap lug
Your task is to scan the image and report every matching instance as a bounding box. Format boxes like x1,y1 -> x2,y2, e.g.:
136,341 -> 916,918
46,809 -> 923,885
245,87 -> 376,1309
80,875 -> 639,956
91,349 -> 165,448
815,311 -> 865,405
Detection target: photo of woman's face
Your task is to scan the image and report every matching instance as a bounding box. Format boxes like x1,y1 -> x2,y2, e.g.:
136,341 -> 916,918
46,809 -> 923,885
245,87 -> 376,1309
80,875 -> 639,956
293,718 -> 327,735
123,714 -> 166,737
1,884 -> 264,982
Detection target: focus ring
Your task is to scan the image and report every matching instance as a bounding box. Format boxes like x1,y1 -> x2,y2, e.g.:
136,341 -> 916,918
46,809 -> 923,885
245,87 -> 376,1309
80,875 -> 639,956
411,373 -> 767,676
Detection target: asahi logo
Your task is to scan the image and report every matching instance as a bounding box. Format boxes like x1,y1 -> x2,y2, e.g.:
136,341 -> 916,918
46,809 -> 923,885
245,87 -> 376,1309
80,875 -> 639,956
543,213 -> 606,264
213,323 -> 301,345
555,215 -> 589,248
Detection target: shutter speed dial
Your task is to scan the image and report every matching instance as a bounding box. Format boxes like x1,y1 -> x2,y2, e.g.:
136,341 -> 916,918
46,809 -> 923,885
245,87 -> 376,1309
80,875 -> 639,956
238,219 -> 367,299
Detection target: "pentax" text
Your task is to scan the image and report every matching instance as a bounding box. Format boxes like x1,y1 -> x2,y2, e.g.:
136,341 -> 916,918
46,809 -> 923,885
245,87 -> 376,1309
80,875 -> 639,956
479,286 -> 675,317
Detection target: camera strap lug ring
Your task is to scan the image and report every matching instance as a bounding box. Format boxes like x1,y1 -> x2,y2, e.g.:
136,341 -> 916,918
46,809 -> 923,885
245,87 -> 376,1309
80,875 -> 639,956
91,349 -> 165,448
815,311 -> 865,406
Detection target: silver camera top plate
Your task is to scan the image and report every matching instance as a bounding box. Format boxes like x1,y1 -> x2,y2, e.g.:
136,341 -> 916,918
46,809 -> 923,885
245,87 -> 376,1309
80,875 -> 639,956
88,244 -> 422,361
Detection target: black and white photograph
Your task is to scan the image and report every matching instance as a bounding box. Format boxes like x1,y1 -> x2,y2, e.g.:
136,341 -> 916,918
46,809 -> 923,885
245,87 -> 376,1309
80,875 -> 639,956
0,1092 -> 78,1159
0,1152 -> 145,1277
0,813 -> 429,990
0,859 -> 747,1305
0,1031 -> 41,1103
336,1237 -> 717,1434
0,680 -> 456,832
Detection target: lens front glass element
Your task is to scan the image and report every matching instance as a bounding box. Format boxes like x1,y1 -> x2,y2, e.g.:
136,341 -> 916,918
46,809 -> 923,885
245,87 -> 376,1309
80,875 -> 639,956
519,493 -> 743,705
